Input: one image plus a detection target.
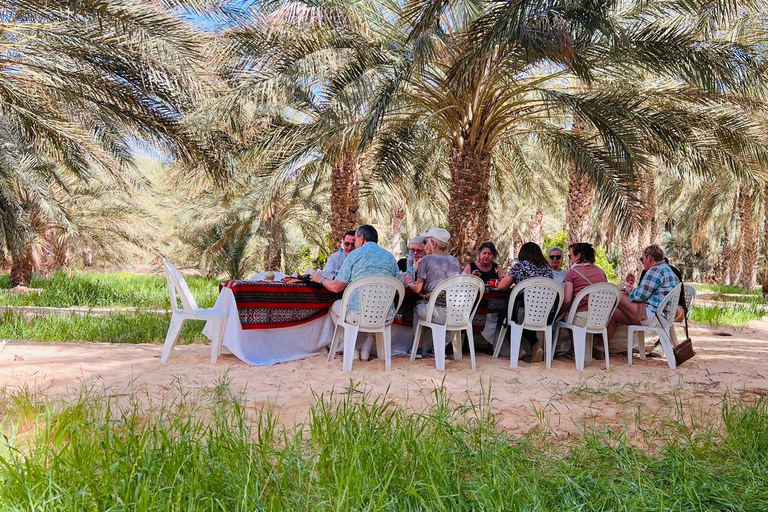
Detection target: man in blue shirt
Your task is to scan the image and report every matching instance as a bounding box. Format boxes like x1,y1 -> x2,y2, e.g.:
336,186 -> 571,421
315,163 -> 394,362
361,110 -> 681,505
323,230 -> 357,275
311,224 -> 399,360
608,244 -> 680,340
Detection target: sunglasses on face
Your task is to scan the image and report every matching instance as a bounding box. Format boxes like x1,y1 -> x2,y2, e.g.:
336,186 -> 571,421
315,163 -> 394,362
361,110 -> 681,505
343,242 -> 355,247
549,255 -> 562,260
410,248 -> 425,254
639,257 -> 645,263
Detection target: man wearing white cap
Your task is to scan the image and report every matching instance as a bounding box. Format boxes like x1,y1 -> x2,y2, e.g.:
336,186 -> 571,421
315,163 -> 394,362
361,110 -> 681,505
404,227 -> 461,354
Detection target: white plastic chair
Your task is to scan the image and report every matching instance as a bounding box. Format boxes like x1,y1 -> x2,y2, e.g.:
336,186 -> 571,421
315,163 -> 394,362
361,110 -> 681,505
161,258 -> 227,364
493,278 -> 563,369
409,275 -> 484,371
627,283 -> 683,370
327,275 -> 405,372
673,284 -> 697,331
554,283 -> 620,371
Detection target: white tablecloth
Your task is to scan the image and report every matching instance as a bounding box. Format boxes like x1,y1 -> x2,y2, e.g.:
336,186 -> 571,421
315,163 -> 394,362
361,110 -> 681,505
203,287 -> 335,366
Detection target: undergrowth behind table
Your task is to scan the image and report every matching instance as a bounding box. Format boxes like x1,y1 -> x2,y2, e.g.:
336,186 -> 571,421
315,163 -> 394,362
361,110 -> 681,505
0,381 -> 766,510
0,311 -> 208,345
0,271 -> 220,309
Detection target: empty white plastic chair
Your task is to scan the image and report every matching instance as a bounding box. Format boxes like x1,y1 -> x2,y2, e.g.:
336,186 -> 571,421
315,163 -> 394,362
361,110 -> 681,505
409,275 -> 484,371
627,283 -> 683,370
161,258 -> 227,364
554,283 -> 620,370
494,278 -> 563,369
674,284 -> 697,327
328,275 -> 405,372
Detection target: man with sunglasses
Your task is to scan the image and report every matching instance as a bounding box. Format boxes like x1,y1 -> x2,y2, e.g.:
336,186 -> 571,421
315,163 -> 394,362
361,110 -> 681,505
548,247 -> 568,285
397,236 -> 426,273
323,230 -> 357,275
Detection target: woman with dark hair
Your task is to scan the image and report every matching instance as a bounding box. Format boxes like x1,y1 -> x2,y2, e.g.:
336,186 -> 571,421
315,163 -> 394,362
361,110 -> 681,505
496,242 -> 553,362
497,242 -> 552,291
563,242 -> 607,320
463,241 -> 502,284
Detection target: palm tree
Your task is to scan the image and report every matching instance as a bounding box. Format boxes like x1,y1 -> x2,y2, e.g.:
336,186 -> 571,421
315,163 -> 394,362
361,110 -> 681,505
0,0 -> 212,285
369,0 -> 768,264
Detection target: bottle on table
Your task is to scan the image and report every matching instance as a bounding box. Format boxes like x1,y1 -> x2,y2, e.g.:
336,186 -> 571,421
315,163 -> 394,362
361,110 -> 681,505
406,252 -> 415,277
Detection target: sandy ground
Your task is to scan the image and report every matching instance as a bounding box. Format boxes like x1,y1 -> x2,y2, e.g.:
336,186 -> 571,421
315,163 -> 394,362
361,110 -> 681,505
2,323 -> 767,440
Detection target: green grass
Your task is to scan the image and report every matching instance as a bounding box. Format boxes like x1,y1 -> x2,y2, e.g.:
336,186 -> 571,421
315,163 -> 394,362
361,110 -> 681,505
690,305 -> 765,327
691,283 -> 761,296
0,271 -> 219,309
0,383 -> 766,511
0,311 -> 208,344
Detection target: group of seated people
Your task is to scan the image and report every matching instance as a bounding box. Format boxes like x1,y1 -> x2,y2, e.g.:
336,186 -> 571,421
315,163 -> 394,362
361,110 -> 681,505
313,224 -> 681,362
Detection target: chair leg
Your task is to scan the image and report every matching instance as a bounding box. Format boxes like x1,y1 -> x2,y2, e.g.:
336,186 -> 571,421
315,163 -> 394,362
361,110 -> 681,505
432,325 -> 447,371
585,334 -> 593,363
452,331 -> 463,361
342,325 -> 359,372
328,324 -> 341,362
493,325 -> 508,359
637,331 -> 647,360
573,327 -> 586,371
375,331 -> 386,361
627,326 -> 637,365
602,328 -> 610,370
383,327 -> 392,372
410,322 -> 424,362
509,324 -> 524,368
161,314 -> 185,364
545,328 -> 554,370
465,327 -> 476,371
658,329 -> 677,370
210,319 -> 225,364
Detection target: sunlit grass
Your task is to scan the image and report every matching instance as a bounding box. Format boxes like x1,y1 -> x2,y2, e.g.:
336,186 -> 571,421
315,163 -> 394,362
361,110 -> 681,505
690,305 -> 765,327
0,311 -> 207,344
0,271 -> 219,309
0,383 -> 766,510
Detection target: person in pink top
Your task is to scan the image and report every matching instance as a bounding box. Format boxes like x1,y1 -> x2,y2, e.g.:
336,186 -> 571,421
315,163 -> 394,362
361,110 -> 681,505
563,242 -> 616,358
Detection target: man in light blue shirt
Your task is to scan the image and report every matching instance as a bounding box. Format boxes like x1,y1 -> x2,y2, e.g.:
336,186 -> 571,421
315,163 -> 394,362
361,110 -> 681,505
323,230 -> 357,275
310,225 -> 399,360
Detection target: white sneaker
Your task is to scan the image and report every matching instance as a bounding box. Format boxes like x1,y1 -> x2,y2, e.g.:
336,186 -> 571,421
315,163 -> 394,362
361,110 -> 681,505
360,350 -> 370,361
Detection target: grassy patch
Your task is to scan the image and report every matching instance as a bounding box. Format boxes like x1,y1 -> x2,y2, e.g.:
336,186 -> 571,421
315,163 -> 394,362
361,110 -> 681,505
0,271 -> 219,309
691,283 -> 760,296
0,311 -> 208,344
690,305 -> 765,327
0,384 -> 766,510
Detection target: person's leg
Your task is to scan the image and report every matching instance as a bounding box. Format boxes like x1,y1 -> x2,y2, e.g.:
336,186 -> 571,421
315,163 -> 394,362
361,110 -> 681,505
608,306 -> 635,339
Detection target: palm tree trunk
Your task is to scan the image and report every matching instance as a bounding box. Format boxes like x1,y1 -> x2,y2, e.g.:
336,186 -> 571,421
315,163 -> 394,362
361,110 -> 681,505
448,141 -> 491,265
330,157 -> 360,245
718,235 -> 730,284
9,251 -> 34,288
528,207 -> 544,246
618,230 -> 640,282
739,187 -> 757,289
389,202 -> 406,259
565,166 -> 593,244
264,219 -> 284,272
729,190 -> 743,286
762,183 -> 768,299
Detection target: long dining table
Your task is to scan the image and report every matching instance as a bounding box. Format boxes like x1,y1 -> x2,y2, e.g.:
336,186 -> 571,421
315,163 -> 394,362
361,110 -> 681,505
204,279 -> 510,366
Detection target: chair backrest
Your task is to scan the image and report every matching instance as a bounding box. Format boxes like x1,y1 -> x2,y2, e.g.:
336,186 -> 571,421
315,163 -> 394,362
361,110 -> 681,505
508,277 -> 563,329
683,284 -> 697,311
339,275 -> 405,329
423,275 -> 484,329
163,258 -> 198,313
651,283 -> 682,327
567,283 -> 620,330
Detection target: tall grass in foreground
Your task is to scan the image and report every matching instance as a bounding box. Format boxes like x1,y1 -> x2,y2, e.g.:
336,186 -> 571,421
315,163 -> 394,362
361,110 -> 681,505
1,384 -> 766,511
0,271 -> 219,308
0,311 -> 207,344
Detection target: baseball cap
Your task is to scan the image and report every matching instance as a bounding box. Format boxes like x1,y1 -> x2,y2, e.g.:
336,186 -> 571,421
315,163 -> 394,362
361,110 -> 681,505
419,227 -> 450,244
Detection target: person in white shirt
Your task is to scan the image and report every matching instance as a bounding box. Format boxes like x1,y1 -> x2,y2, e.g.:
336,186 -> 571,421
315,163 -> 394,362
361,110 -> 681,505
548,246 -> 568,285
323,230 -> 356,275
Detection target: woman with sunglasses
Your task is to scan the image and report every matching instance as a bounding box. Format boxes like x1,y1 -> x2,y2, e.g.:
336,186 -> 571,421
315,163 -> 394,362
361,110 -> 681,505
463,241 -> 502,284
547,247 -> 567,285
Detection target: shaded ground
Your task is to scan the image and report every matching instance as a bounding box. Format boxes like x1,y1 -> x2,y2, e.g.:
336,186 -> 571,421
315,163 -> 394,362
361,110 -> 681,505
2,322 -> 767,441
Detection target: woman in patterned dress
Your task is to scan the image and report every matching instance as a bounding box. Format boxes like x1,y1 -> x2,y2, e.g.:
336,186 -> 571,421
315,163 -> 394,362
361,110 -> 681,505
496,242 -> 553,362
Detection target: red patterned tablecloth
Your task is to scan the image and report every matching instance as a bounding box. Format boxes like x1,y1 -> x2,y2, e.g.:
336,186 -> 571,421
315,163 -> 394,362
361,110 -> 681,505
221,280 -> 510,332
221,280 -> 342,330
